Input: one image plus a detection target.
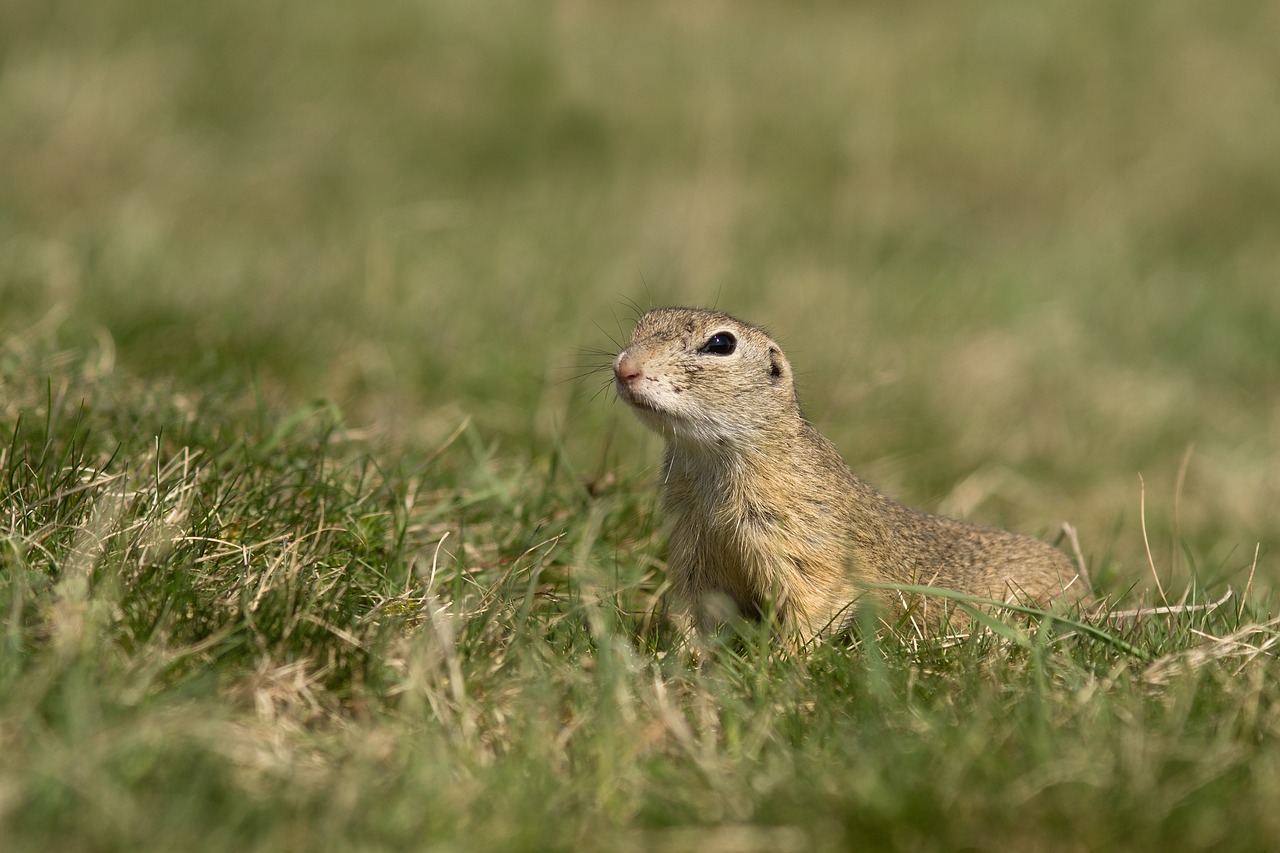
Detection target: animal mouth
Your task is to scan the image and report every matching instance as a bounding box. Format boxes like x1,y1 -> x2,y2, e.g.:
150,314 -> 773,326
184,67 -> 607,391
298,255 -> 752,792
617,384 -> 677,424
616,382 -> 656,411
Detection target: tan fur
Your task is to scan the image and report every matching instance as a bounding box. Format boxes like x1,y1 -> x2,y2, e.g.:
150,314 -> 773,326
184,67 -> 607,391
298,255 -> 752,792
612,307 -> 1090,639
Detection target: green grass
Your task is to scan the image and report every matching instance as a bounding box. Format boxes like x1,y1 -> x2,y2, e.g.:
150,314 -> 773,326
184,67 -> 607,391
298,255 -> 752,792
3,0 -> 1280,849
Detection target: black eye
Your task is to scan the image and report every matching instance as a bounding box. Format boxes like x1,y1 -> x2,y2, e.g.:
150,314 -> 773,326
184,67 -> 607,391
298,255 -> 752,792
699,332 -> 737,356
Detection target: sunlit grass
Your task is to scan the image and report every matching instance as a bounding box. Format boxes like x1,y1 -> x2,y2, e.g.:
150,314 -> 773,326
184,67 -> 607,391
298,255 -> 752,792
2,0 -> 1279,849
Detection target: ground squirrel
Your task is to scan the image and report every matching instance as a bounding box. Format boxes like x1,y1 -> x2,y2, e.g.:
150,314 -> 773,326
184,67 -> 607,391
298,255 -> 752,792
612,307 -> 1090,639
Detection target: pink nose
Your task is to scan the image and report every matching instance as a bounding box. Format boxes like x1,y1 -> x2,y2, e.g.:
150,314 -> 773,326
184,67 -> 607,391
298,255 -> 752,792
613,353 -> 642,384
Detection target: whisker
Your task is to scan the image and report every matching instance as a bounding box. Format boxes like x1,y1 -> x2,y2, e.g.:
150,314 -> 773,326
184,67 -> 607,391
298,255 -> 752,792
560,360 -> 615,371
622,293 -> 646,317
586,378 -> 616,405
630,280 -> 652,314
595,319 -> 624,352
616,295 -> 647,332
571,346 -> 618,358
559,365 -> 613,383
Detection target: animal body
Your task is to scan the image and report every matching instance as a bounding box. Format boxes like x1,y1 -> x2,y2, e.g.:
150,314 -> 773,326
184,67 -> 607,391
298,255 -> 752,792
612,307 -> 1090,638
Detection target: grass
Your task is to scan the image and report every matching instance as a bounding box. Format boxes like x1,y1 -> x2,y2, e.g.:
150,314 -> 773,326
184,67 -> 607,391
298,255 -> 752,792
3,0 -> 1280,849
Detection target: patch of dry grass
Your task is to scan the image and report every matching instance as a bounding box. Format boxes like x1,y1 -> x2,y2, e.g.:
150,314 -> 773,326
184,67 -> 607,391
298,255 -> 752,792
3,0 -> 1278,849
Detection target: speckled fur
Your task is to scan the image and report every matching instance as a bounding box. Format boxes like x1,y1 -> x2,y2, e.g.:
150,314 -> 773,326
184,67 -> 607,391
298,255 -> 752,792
613,307 -> 1090,639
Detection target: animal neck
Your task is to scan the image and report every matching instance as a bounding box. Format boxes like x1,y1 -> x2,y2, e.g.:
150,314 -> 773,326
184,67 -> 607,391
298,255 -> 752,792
663,419 -> 806,490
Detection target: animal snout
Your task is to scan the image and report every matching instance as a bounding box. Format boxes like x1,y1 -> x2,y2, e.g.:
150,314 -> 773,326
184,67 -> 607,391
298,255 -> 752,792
613,353 -> 643,385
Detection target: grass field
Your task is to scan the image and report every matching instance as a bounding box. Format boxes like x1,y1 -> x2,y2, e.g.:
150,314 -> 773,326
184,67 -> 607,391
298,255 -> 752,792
3,1 -> 1280,849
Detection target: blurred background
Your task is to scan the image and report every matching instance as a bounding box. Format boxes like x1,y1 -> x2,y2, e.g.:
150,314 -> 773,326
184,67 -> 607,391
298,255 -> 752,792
2,0 -> 1277,591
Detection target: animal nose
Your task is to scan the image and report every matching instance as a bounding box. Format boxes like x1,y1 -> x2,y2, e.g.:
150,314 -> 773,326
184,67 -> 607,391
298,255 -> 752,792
613,353 -> 642,384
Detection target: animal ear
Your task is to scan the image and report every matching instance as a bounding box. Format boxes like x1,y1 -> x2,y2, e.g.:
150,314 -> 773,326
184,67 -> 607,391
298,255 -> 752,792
768,346 -> 787,382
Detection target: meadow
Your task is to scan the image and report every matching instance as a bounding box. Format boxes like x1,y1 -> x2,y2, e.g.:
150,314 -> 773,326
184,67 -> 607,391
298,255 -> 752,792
2,1 -> 1280,849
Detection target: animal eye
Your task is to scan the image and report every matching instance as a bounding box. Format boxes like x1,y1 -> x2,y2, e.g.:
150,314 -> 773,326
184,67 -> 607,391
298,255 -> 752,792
699,332 -> 737,356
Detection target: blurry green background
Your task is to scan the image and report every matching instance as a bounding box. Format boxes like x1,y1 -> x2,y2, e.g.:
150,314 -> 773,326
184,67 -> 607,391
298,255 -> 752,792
3,0 -> 1278,588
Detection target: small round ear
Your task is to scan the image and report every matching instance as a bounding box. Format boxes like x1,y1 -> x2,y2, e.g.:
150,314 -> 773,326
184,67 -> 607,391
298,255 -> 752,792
768,346 -> 789,383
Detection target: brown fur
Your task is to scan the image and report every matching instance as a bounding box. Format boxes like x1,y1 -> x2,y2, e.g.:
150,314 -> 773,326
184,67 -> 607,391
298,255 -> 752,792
613,307 -> 1090,639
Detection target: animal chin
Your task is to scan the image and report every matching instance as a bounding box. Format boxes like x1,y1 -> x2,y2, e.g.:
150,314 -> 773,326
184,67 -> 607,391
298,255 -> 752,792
619,390 -> 667,421
621,391 -> 688,433
622,389 -> 739,447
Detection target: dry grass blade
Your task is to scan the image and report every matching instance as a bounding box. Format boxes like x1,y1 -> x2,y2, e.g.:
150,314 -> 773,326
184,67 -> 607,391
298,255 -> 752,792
1104,589 -> 1234,624
1143,616 -> 1280,685
2,1 -> 1278,849
1139,474 -> 1170,608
